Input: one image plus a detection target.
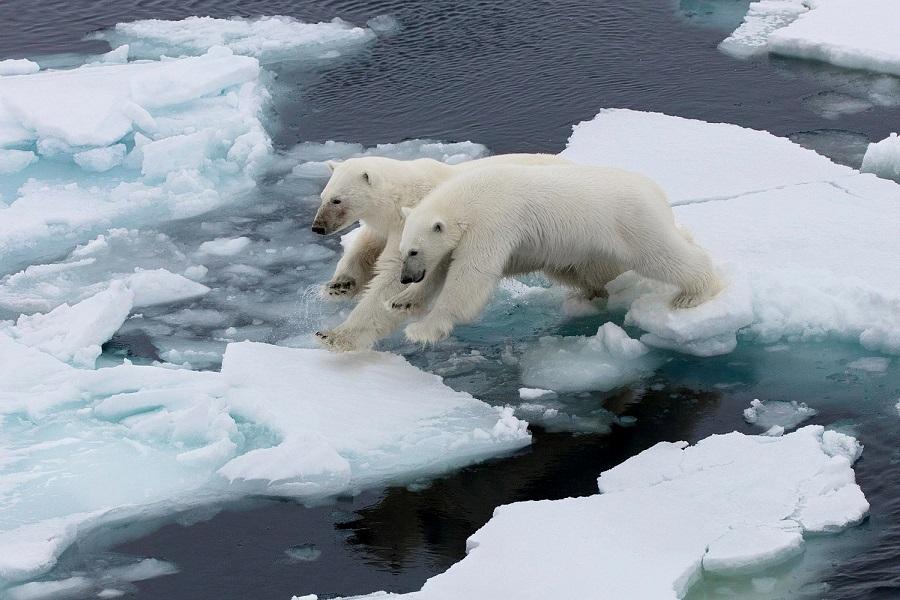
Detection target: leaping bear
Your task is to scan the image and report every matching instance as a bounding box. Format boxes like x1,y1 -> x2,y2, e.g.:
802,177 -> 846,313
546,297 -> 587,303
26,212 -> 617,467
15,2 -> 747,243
392,164 -> 722,345
312,154 -> 570,351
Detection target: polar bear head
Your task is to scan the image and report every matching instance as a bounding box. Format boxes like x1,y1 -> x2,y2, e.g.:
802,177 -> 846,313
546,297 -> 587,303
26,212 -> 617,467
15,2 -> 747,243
398,205 -> 463,284
311,157 -> 389,235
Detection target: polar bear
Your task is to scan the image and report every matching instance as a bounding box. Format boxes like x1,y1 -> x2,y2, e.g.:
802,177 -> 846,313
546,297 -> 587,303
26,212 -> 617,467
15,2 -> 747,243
393,164 -> 723,345
311,153 -> 570,298
312,153 -> 570,351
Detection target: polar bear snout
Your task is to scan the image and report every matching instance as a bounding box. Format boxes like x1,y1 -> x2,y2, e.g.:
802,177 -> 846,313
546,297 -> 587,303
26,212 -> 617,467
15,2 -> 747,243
311,207 -> 347,235
400,253 -> 426,284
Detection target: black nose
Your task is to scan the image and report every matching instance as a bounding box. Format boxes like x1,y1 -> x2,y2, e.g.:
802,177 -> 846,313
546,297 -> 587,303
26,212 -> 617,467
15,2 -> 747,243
311,225 -> 326,235
408,250 -> 418,256
400,276 -> 413,284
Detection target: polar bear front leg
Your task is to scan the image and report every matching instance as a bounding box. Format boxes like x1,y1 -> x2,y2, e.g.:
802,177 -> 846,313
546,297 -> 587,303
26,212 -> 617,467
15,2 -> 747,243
323,225 -> 386,300
404,249 -> 505,345
385,255 -> 450,314
317,235 -> 410,351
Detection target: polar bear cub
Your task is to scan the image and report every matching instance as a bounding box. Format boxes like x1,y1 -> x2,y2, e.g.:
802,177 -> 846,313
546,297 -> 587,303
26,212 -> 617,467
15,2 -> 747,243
394,164 -> 723,345
312,153 -> 570,352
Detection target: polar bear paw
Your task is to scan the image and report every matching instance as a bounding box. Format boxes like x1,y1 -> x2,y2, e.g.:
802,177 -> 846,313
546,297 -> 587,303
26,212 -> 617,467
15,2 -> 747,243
386,287 -> 427,314
322,275 -> 358,300
315,328 -> 367,352
671,291 -> 704,309
405,315 -> 454,345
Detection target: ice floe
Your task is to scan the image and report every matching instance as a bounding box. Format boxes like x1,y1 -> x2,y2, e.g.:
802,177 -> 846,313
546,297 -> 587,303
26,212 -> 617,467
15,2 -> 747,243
862,132 -> 900,182
0,59 -> 40,76
93,15 -> 378,64
0,333 -> 529,583
519,322 -> 659,392
0,229 -> 209,315
0,46 -> 270,276
743,398 -> 818,431
332,426 -> 868,600
722,0 -> 900,77
563,109 -> 900,356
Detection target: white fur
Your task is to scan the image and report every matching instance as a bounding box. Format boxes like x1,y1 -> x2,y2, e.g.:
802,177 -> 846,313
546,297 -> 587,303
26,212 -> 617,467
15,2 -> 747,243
313,154 -> 570,351
396,164 -> 723,345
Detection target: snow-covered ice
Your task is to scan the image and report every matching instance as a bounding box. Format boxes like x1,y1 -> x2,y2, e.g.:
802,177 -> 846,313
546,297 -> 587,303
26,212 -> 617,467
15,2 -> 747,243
0,46 -> 270,276
722,0 -> 900,77
93,16 -> 378,64
862,132 -> 900,183
197,236 -> 252,257
519,322 -> 659,392
0,59 -> 39,76
719,0 -> 808,59
563,109 -> 900,356
0,229 -> 210,315
332,426 -> 868,600
518,387 -> 555,401
743,398 -> 818,431
0,333 -> 530,583
2,282 -> 134,367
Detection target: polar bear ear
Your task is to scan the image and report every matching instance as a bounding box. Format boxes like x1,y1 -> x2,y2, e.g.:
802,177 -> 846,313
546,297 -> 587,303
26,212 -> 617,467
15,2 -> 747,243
400,206 -> 413,219
432,220 -> 444,233
361,170 -> 377,186
325,160 -> 338,172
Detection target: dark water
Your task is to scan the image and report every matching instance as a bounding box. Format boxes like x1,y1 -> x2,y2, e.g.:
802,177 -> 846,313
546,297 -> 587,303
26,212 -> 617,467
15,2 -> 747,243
54,343 -> 900,599
4,1 -> 900,598
2,0 -> 898,158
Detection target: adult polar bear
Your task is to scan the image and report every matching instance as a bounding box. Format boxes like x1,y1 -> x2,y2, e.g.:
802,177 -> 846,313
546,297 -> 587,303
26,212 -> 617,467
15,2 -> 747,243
394,164 -> 723,345
312,153 -> 570,351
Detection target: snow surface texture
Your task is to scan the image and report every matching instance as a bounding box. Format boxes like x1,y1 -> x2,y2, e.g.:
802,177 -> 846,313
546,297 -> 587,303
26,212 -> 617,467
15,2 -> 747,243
562,109 -> 900,356
328,426 -> 867,600
722,0 -> 900,77
0,322 -> 529,582
93,15 -> 378,64
862,132 -> 900,183
0,46 -> 270,276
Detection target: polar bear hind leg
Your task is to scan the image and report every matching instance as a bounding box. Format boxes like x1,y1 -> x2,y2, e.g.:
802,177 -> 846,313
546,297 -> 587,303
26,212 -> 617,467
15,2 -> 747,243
631,229 -> 722,309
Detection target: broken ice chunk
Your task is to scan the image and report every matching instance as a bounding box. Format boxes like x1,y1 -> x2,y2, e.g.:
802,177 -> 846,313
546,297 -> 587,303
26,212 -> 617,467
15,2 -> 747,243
337,426 -> 867,600
0,58 -> 39,76
93,16 -> 377,64
197,236 -> 251,256
72,144 -> 127,173
5,282 -> 134,367
520,322 -> 658,392
743,398 -> 818,431
0,149 -> 37,175
218,343 -> 531,496
518,387 -> 555,401
861,133 -> 900,182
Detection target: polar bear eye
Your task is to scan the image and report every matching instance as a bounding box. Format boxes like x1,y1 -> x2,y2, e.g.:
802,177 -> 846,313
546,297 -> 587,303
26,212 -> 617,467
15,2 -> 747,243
331,199 -> 342,205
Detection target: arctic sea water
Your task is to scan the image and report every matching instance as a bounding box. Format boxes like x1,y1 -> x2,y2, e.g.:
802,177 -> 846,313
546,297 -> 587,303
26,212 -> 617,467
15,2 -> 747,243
1,0 -> 899,599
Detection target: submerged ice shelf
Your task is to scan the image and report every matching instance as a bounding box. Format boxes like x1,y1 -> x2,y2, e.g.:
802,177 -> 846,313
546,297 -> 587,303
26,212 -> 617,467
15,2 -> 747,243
327,426 -> 867,600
